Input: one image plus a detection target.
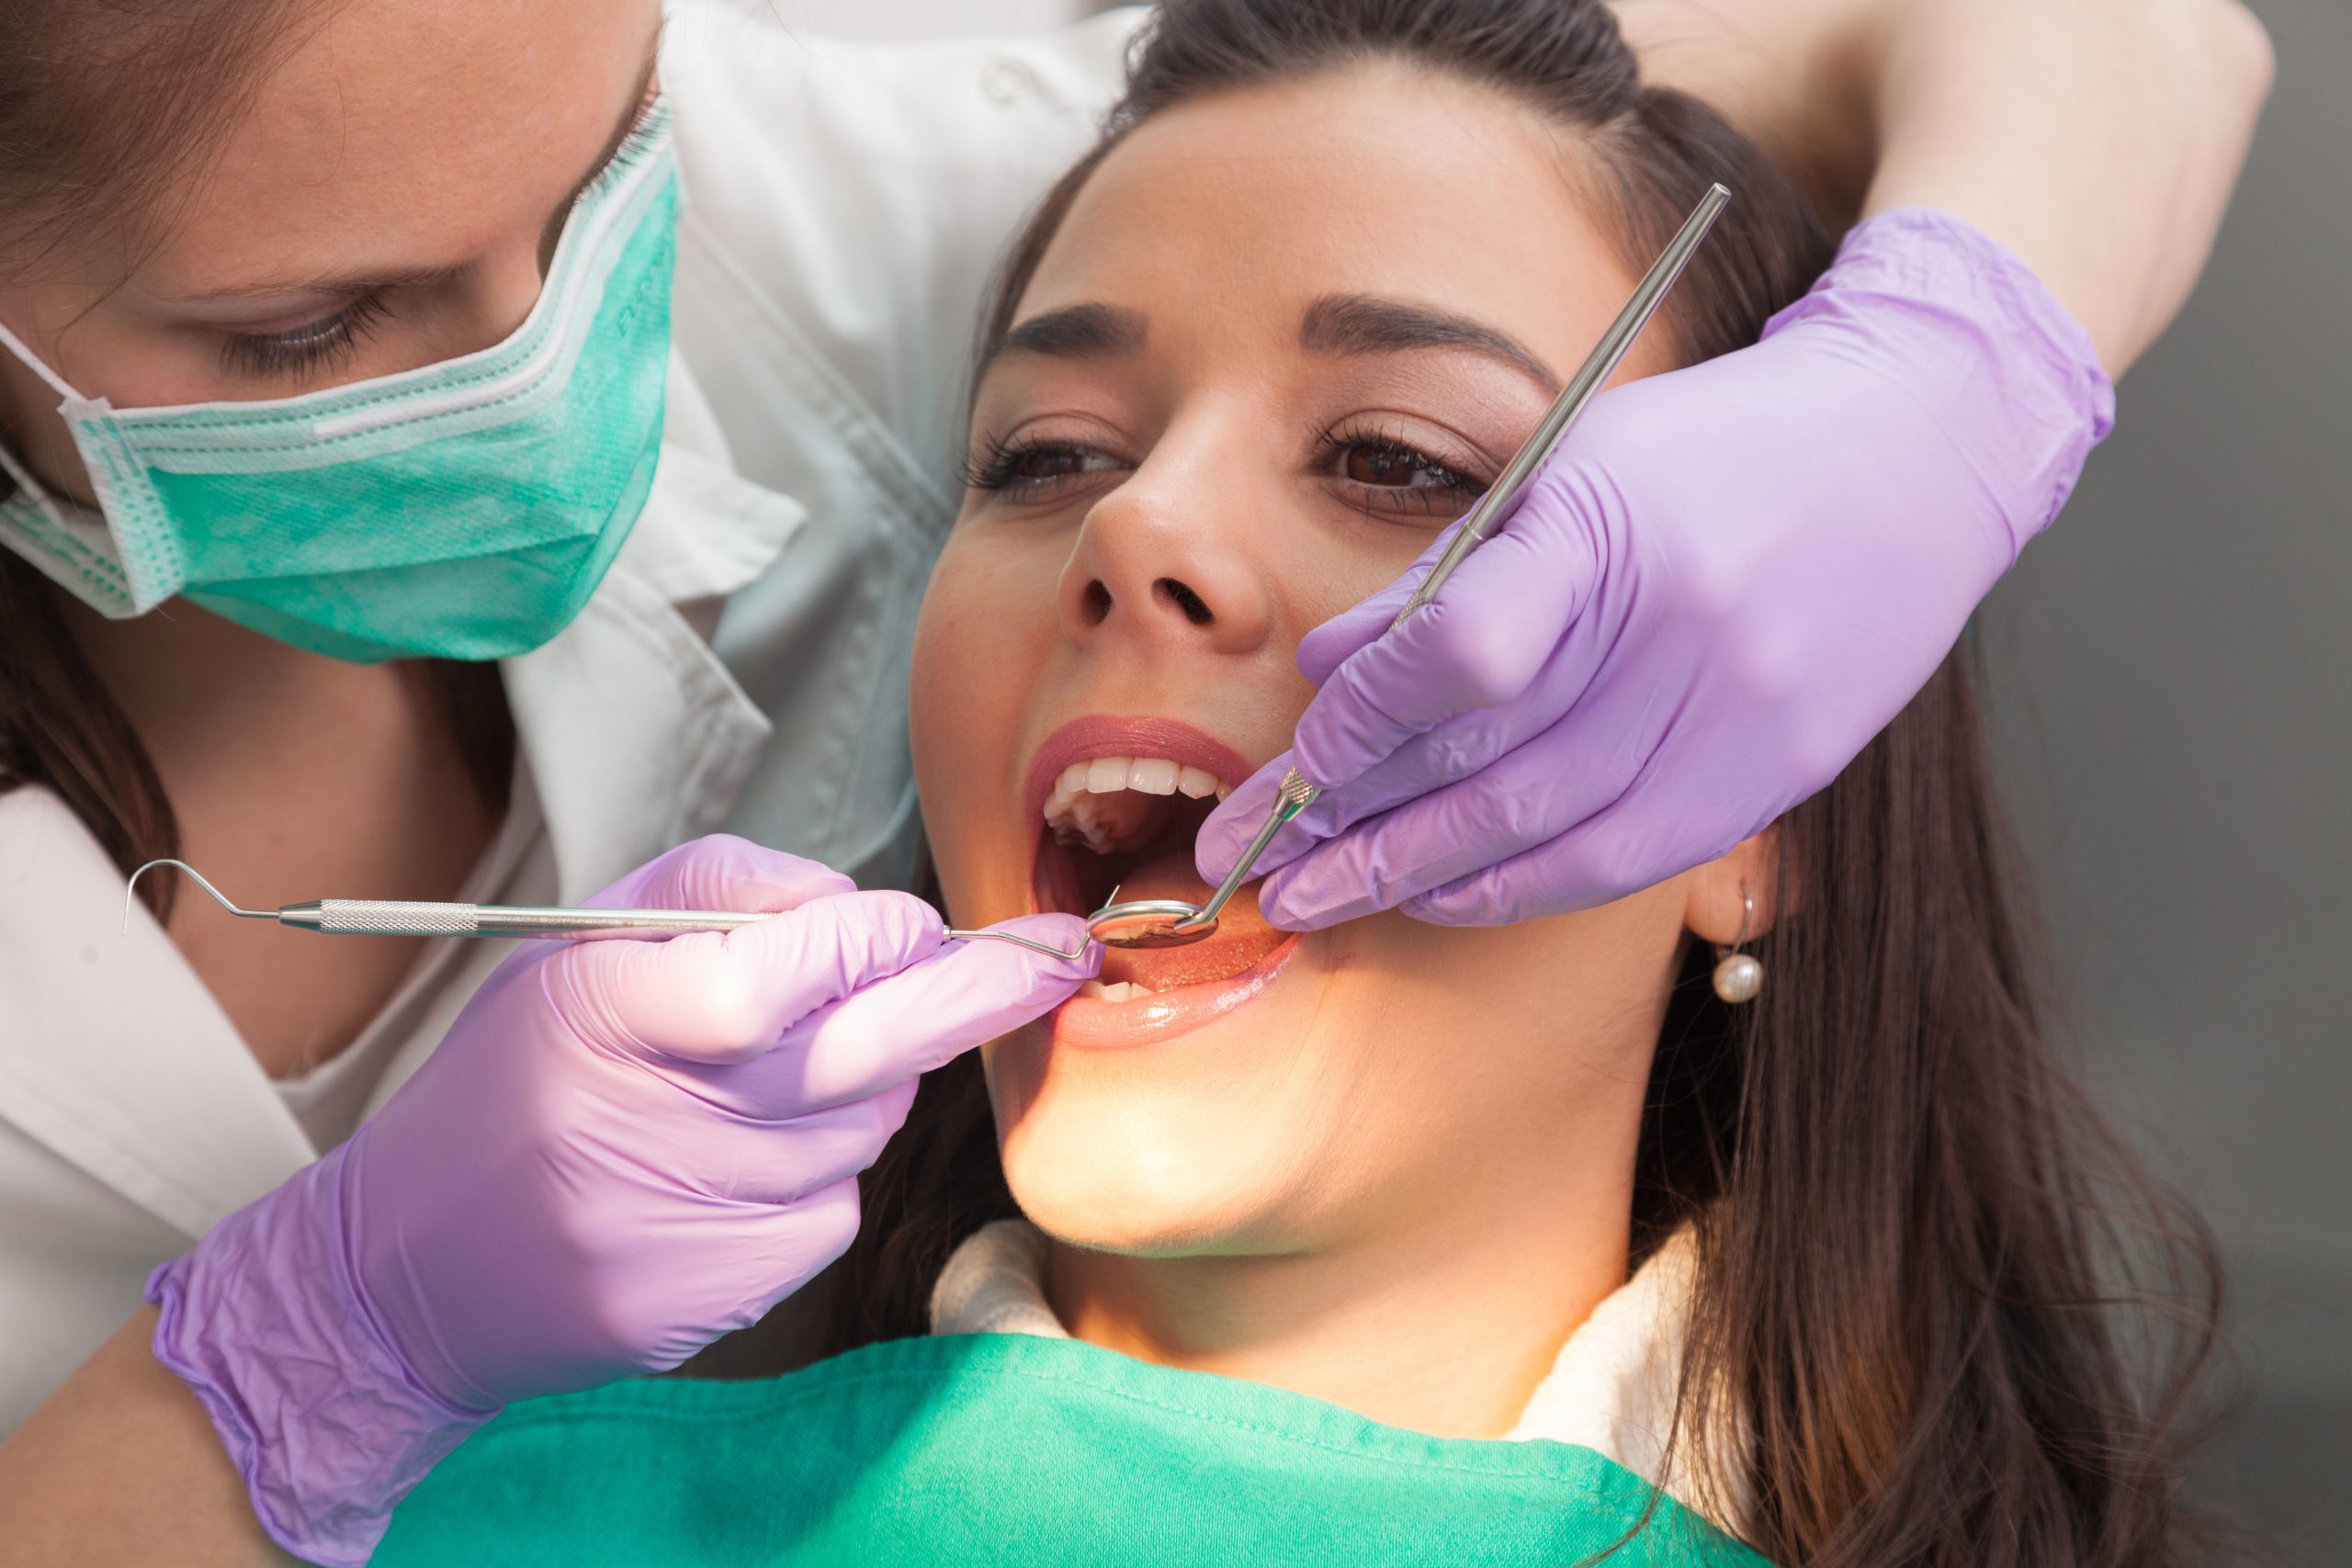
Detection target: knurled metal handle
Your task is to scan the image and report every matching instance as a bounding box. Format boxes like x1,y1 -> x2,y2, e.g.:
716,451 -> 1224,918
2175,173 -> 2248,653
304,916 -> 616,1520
315,900 -> 480,937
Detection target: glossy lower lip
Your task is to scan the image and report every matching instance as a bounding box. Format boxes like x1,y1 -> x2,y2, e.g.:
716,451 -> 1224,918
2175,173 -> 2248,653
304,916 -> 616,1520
1050,932 -> 1302,1049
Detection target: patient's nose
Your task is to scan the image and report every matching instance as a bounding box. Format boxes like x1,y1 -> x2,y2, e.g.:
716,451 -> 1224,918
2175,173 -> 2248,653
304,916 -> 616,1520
1060,469 -> 1272,656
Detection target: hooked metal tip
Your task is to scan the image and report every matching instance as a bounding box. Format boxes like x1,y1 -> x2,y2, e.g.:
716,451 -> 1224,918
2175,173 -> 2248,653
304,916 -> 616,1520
941,923 -> 1094,963
122,859 -> 275,935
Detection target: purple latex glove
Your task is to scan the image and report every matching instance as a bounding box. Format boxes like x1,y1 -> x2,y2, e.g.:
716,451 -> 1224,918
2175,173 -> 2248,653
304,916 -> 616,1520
145,835 -> 1094,1567
1200,209 -> 2114,927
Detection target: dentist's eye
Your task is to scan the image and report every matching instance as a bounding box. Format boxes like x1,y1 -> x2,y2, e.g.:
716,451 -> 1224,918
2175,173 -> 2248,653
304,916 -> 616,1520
219,293 -> 392,382
1317,423 -> 1490,519
963,434 -> 1127,501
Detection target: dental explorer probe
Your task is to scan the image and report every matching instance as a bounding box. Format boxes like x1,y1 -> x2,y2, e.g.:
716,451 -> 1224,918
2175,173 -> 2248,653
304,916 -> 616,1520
1085,182 -> 1733,952
123,859 -> 1092,961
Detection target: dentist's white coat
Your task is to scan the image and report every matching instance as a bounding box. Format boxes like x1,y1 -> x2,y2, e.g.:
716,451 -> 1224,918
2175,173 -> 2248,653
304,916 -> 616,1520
0,3 -> 1138,1430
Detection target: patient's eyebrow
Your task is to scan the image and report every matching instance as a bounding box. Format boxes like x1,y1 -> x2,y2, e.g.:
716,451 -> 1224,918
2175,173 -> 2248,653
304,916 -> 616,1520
980,303 -> 1149,377
1299,294 -> 1560,396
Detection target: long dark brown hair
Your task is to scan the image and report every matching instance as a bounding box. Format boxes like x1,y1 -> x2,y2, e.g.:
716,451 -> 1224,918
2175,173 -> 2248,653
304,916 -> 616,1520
0,0 -> 505,919
808,4 -> 2235,1564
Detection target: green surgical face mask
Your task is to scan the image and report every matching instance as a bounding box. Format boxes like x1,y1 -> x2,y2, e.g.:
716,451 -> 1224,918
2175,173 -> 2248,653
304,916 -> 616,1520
0,107 -> 680,664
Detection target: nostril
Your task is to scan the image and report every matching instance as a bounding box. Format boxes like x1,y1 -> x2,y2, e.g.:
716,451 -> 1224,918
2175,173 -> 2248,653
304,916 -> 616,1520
1155,578 -> 1213,626
1080,580 -> 1113,626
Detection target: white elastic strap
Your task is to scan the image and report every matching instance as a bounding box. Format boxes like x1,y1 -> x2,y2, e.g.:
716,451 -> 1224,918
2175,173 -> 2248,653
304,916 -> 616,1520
0,312 -> 85,406
0,429 -> 61,511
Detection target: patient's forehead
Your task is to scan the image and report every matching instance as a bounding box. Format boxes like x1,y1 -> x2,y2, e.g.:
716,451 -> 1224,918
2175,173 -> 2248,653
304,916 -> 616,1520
1016,65 -> 1651,378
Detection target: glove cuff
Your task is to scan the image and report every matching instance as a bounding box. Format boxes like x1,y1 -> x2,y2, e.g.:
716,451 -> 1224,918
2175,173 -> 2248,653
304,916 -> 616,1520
146,1145 -> 493,1568
1765,206 -> 2117,555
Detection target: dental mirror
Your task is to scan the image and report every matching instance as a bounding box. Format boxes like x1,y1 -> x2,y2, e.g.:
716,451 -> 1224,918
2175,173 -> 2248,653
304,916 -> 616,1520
1084,182 -> 1732,951
1083,896 -> 1219,950
1084,768 -> 1319,947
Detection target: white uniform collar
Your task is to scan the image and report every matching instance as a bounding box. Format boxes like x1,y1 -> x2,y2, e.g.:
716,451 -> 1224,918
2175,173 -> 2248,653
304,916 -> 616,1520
0,786 -> 314,1236
930,1217 -> 1749,1533
503,426 -> 801,903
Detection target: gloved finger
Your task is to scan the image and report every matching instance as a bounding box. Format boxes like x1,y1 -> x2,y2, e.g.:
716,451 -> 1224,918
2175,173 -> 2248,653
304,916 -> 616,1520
1292,550 -> 1437,688
579,833 -> 855,917
632,1179 -> 871,1374
1193,753 -> 1322,887
1284,494 -> 1599,791
1392,780 -> 1778,926
744,914 -> 1094,1113
684,1077 -> 920,1205
1198,675 -> 1577,892
1251,714 -> 1639,929
730,1177 -> 868,1319
552,889 -> 946,1066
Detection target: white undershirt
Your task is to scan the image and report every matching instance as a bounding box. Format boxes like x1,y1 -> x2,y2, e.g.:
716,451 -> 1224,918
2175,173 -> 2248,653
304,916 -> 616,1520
266,764 -> 551,1151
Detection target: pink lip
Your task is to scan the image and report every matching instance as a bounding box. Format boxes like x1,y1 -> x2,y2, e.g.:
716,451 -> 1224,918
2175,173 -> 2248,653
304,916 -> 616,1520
1022,715 -> 1261,844
1051,932 -> 1303,1049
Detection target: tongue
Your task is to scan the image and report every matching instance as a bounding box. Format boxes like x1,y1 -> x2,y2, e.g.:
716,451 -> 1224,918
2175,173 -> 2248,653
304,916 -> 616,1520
1099,848 -> 1291,990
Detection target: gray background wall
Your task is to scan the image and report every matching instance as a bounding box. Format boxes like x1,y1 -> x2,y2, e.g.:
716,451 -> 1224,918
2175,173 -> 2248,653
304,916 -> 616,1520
793,0 -> 2350,1546
1986,0 -> 2351,1551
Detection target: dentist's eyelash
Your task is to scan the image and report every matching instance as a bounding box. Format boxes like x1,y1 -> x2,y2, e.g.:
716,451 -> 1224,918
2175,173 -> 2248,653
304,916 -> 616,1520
575,96 -> 668,212
218,292 -> 393,381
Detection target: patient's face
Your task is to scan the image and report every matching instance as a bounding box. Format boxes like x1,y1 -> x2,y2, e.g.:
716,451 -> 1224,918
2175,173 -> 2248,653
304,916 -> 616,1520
912,67 -> 1700,1257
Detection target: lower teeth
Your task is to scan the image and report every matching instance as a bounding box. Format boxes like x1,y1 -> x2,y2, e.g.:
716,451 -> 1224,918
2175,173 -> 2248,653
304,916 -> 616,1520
1078,979 -> 1154,1002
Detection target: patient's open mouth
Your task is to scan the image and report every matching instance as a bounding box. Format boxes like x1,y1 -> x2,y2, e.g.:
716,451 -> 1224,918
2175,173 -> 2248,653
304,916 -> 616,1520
1025,719 -> 1297,1001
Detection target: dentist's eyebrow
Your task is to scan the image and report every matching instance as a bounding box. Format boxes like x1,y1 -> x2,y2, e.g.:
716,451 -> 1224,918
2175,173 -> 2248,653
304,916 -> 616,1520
164,28 -> 664,306
978,303 -> 1149,377
1299,295 -> 1561,397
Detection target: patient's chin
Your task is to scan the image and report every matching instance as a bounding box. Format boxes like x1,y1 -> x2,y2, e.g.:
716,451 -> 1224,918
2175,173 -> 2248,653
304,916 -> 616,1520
995,1106 -> 1296,1258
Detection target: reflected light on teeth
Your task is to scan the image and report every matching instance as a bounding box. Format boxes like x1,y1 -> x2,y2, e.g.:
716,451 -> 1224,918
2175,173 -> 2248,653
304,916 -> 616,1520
1041,755 -> 1234,856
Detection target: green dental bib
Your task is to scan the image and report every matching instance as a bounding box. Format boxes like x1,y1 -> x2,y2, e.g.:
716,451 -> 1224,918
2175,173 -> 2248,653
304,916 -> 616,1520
376,1333 -> 1768,1567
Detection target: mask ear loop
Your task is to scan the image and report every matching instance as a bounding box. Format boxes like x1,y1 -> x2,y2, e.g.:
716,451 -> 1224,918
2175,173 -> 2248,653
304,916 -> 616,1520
0,312 -> 88,408
0,311 -> 173,615
0,315 -> 68,504
0,312 -> 88,510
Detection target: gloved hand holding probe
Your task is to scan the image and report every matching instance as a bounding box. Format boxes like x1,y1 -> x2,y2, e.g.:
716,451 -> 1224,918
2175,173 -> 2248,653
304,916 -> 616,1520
143,836 -> 1096,1568
1202,209 -> 2115,927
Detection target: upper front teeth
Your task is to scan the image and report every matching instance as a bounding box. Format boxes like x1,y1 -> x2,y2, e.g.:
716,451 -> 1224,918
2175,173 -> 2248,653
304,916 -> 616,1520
1044,755 -> 1233,854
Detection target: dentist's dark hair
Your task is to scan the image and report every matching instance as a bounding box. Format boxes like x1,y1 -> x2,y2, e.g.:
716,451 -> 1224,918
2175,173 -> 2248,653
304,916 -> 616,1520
0,0 -> 507,916
0,0 -> 313,913
798,3 -> 2237,1566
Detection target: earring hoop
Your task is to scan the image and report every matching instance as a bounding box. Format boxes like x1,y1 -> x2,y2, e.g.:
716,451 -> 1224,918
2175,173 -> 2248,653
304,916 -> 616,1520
1712,890 -> 1763,1004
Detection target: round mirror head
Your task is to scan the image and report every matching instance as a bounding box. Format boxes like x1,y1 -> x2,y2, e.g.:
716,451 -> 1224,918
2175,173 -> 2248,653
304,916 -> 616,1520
1086,898 -> 1217,949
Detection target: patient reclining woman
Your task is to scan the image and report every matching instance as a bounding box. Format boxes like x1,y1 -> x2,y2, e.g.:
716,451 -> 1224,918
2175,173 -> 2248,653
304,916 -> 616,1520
380,2 -> 2224,1562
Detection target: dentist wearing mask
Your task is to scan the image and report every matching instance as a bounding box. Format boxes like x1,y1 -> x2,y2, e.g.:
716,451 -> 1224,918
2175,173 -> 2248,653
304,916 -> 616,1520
0,0 -> 2267,1562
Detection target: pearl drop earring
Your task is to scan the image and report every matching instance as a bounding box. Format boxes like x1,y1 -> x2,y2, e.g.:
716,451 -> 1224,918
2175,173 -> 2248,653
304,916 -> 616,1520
1713,890 -> 1763,1004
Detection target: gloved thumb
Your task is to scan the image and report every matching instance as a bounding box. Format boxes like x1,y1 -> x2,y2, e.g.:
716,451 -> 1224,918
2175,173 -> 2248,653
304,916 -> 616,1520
1293,519 -> 1464,687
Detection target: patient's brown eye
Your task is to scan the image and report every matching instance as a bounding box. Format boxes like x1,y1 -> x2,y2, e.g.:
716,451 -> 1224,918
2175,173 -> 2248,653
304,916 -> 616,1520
1015,449 -> 1094,481
963,434 -> 1126,499
1317,426 -> 1487,519
1346,446 -> 1430,487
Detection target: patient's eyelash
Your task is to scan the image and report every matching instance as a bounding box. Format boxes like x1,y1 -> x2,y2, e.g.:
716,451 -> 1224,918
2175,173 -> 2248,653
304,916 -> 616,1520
218,292 -> 393,381
962,433 -> 1123,497
1316,422 -> 1491,517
